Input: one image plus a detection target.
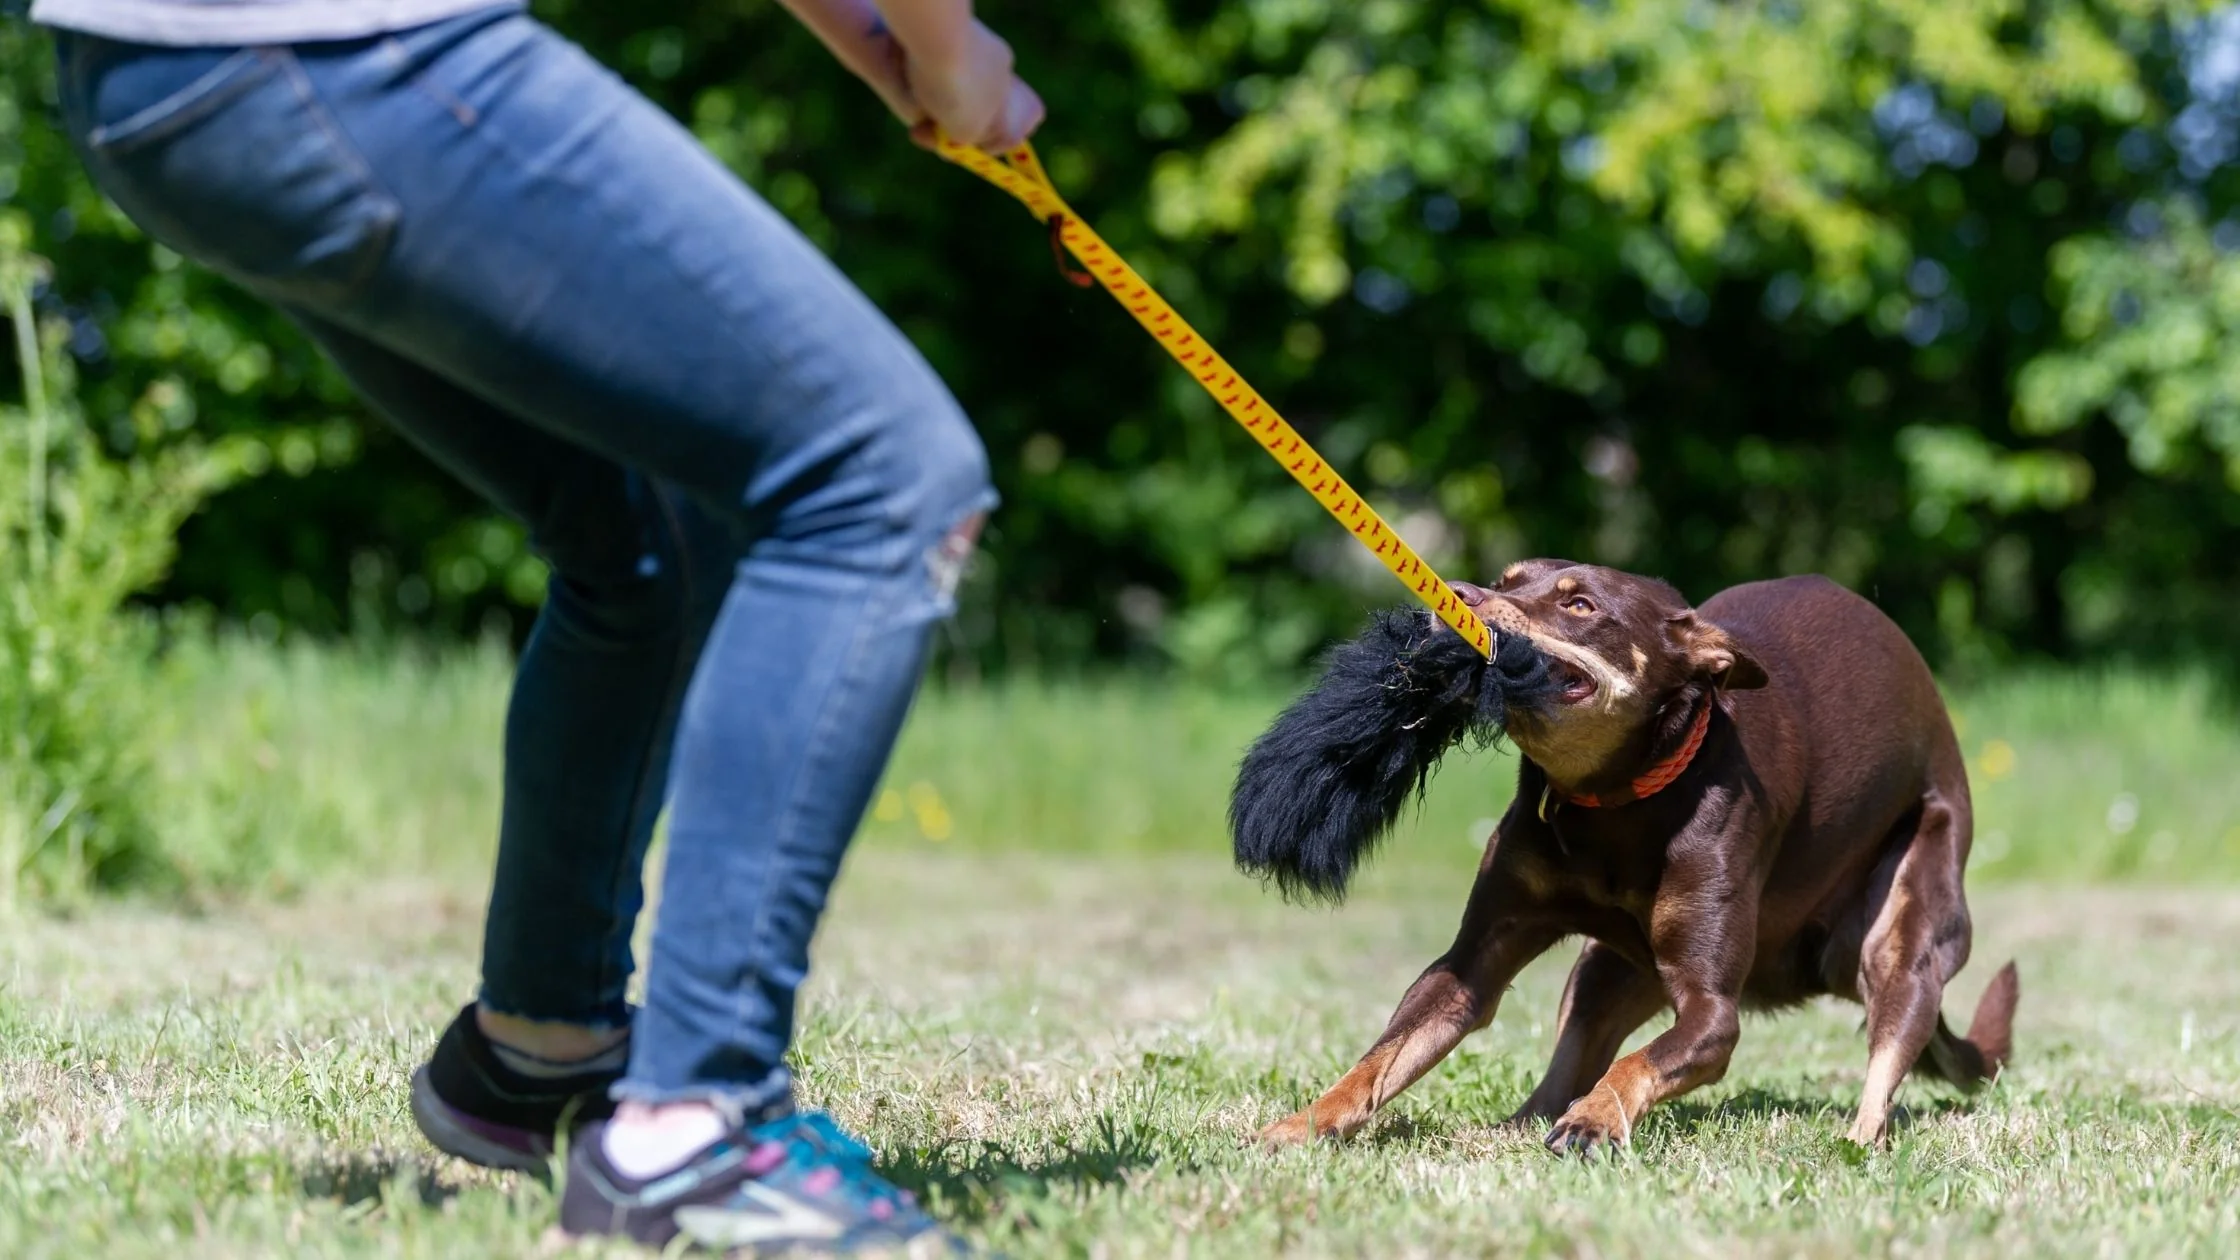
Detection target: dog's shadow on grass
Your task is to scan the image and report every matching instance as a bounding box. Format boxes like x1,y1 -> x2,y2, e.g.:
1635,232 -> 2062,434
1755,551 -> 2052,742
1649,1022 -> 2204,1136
878,1117 -> 1171,1226
297,1150 -> 474,1210
1661,1087 -> 1850,1127
1405,1088 -> 1981,1151
1655,1087 -> 1969,1140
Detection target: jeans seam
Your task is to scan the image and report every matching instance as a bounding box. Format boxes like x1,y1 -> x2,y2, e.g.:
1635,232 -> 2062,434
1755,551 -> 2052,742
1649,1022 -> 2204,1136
271,49 -> 402,295
403,52 -> 484,129
720,561 -> 891,1086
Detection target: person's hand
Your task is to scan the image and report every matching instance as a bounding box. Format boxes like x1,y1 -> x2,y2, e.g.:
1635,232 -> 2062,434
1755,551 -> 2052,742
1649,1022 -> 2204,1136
900,20 -> 1043,151
775,2 -> 929,130
847,22 -> 927,130
777,1 -> 1044,151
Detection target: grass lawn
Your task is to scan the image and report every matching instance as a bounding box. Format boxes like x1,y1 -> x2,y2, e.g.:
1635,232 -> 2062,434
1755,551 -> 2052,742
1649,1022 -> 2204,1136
4,641 -> 2240,1256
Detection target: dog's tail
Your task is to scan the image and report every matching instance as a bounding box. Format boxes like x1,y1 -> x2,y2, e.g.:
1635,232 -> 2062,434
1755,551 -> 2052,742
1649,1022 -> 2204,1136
1919,960 -> 2019,1090
1229,610 -> 1555,903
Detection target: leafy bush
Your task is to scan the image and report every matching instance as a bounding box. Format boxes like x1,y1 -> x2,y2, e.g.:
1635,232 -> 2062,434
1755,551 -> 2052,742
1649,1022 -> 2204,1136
4,4 -> 2238,676
0,216 -> 242,902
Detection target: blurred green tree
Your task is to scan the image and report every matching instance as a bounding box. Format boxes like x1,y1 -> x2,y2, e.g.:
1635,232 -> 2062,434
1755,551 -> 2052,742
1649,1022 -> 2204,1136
2,0 -> 2234,678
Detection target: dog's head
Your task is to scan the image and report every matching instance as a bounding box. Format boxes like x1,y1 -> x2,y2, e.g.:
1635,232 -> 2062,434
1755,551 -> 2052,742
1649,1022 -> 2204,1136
1451,559 -> 1767,795
1231,560 -> 1770,902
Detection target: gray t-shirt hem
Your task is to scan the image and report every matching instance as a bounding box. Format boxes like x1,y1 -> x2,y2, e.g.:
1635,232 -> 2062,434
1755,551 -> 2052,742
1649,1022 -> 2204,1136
28,0 -> 526,46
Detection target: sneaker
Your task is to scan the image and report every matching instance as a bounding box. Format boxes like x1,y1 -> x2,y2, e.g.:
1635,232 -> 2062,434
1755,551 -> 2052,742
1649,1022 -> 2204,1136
560,1109 -> 960,1256
409,1002 -> 623,1173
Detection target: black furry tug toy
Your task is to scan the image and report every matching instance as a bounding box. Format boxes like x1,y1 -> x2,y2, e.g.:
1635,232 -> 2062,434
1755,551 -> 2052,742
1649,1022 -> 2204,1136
1230,611 -> 1558,902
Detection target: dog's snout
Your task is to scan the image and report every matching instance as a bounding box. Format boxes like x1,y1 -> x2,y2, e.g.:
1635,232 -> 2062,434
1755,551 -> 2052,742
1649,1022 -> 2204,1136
1449,581 -> 1489,606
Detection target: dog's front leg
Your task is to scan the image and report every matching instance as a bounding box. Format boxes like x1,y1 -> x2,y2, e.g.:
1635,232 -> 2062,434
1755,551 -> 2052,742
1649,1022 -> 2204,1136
1510,941 -> 1669,1125
1261,868 -> 1559,1146
1545,867 -> 1755,1156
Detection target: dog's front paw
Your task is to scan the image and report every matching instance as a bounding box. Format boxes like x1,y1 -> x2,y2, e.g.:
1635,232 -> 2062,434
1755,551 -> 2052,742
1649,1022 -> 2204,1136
1257,1109 -> 1329,1148
1544,1092 -> 1632,1158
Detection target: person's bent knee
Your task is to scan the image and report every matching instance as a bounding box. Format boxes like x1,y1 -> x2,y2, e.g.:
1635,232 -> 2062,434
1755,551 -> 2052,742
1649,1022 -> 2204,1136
896,411 -> 996,619
754,391 -> 995,616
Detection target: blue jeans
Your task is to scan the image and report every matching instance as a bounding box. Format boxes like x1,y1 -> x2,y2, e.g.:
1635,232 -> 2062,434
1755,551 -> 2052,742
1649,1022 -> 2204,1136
51,7 -> 994,1113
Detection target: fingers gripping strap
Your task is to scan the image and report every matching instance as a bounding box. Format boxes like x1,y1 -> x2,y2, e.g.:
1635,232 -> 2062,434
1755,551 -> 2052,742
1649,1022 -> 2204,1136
930,133 -> 1493,659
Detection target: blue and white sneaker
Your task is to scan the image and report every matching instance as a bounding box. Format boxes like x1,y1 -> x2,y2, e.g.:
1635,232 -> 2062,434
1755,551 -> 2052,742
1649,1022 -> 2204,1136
560,1109 -> 961,1256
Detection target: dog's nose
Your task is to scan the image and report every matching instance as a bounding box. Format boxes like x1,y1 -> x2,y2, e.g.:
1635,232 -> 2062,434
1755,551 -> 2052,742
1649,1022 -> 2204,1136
1449,581 -> 1489,606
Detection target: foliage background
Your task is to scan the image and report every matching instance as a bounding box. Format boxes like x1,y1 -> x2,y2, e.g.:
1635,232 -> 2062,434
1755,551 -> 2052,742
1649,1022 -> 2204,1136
4,0 -> 2239,682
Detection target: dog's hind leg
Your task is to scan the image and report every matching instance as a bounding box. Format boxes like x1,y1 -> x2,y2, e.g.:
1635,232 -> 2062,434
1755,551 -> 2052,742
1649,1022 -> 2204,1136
1847,781 -> 1984,1146
1509,942 -> 1668,1124
1260,870 -> 1560,1146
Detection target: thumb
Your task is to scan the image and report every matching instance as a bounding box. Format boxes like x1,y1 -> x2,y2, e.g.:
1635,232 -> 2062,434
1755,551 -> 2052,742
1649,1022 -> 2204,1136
983,78 -> 1045,150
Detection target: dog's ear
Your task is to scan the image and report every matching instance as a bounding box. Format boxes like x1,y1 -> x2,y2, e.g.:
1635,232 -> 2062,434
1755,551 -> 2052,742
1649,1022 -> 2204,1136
1666,610 -> 1769,691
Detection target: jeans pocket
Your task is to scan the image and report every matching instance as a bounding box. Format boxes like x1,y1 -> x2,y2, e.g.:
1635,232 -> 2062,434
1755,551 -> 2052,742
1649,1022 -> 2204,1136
81,46 -> 273,155
70,42 -> 400,305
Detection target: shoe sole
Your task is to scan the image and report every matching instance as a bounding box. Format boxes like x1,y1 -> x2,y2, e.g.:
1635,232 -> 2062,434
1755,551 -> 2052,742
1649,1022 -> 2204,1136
409,1065 -> 556,1175
558,1227 -> 960,1260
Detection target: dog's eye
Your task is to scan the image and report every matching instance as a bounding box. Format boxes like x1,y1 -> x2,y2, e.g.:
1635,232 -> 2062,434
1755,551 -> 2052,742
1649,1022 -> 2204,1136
1561,596 -> 1596,615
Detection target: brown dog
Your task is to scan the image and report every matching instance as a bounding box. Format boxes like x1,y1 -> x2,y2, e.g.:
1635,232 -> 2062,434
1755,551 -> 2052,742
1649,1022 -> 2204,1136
1240,561 -> 2017,1152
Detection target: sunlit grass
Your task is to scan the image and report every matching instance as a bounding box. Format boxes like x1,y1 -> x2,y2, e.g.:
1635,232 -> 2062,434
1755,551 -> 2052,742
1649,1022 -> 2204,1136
4,853 -> 2237,1257
6,640 -> 2235,1254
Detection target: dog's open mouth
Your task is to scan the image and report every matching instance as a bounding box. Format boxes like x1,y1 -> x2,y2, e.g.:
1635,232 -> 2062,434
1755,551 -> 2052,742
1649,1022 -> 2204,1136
1551,658 -> 1599,705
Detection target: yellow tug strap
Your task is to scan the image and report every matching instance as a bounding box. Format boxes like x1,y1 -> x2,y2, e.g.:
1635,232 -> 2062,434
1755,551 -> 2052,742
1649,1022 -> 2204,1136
929,134 -> 1492,659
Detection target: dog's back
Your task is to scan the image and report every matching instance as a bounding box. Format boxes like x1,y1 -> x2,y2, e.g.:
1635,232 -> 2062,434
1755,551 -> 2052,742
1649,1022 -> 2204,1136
1709,574 -> 1961,817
